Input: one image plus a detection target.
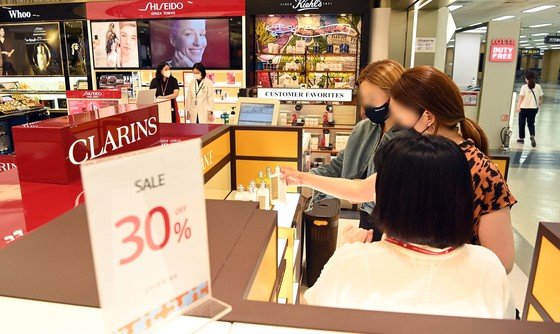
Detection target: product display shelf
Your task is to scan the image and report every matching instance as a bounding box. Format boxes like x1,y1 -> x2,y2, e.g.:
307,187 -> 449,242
258,52 -> 357,58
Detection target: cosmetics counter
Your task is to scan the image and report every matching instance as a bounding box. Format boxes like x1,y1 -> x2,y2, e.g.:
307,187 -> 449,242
0,88 -> 558,334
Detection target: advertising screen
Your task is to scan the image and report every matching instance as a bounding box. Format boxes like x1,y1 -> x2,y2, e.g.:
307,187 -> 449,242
91,21 -> 139,68
149,19 -> 230,69
0,23 -> 63,76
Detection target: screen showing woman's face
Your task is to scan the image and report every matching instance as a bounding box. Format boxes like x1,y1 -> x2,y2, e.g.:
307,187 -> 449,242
170,20 -> 207,64
119,24 -> 137,62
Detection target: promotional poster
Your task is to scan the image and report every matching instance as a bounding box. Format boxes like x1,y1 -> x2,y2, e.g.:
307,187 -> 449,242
64,21 -> 87,76
91,21 -> 139,68
150,19 -> 230,69
0,23 -> 63,76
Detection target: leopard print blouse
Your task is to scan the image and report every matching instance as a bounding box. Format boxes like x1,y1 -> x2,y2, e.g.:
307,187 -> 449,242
459,139 -> 517,245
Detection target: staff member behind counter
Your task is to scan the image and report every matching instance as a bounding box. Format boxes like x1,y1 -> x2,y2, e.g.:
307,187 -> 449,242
150,62 -> 180,123
309,59 -> 405,241
186,63 -> 215,124
304,134 -> 515,319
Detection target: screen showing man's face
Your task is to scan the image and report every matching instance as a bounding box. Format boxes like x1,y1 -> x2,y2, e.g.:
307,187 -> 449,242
119,23 -> 137,63
171,20 -> 207,64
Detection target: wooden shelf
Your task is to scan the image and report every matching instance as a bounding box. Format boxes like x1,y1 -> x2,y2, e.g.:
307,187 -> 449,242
307,70 -> 356,73
308,149 -> 339,154
257,52 -> 357,57
257,69 -> 303,73
300,125 -> 354,131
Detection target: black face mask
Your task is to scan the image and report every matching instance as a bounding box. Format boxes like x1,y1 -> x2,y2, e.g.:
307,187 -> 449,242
364,101 -> 390,125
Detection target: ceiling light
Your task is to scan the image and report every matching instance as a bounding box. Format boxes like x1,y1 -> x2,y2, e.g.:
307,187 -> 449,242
303,14 -> 310,17
340,14 -> 347,17
469,22 -> 483,26
519,40 -> 529,44
268,14 -> 275,17
533,39 -> 545,42
450,39 -> 455,42
529,23 -> 552,28
520,44 -> 531,47
531,33 -> 549,36
520,35 -> 526,38
522,5 -> 557,13
492,15 -> 515,21
448,4 -> 463,11
536,43 -> 547,46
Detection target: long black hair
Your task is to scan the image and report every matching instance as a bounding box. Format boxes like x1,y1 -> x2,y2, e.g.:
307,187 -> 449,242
525,70 -> 536,89
155,62 -> 168,83
193,62 -> 206,79
372,131 -> 474,249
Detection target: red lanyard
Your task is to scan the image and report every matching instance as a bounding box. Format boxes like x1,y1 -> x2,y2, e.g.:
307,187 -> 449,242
385,237 -> 456,255
161,79 -> 169,96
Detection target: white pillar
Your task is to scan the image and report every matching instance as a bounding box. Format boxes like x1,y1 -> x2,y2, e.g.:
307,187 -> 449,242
370,7 -> 391,62
434,8 -> 455,71
478,20 -> 521,150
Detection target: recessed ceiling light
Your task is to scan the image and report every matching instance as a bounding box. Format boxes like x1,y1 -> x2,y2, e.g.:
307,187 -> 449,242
492,15 -> 515,21
529,23 -> 552,28
535,43 -> 547,46
450,39 -> 455,42
522,5 -> 557,13
469,22 -> 483,26
340,14 -> 347,17
303,14 -> 310,17
268,14 -> 275,17
533,39 -> 545,42
520,44 -> 531,47
448,4 -> 463,11
531,33 -> 549,36
519,40 -> 529,43
520,35 -> 527,38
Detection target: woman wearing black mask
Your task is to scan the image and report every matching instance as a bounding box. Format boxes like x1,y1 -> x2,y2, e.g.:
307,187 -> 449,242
307,59 -> 405,240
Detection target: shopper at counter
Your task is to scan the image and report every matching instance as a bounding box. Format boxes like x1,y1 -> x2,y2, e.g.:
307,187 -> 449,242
282,66 -> 516,273
304,134 -> 515,319
149,62 -> 180,123
186,63 -> 215,123
309,59 -> 405,241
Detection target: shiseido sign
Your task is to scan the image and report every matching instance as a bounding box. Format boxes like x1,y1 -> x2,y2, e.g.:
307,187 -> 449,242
66,90 -> 122,99
138,1 -> 184,16
281,0 -> 333,12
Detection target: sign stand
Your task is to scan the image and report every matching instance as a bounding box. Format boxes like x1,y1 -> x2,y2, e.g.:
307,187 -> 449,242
80,139 -> 231,334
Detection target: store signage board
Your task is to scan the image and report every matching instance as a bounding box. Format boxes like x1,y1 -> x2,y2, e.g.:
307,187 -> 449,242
0,3 -> 86,22
81,139 -> 213,334
544,35 -> 560,45
489,39 -> 516,63
519,48 -> 540,55
86,0 -> 244,19
258,88 -> 353,102
248,0 -> 365,15
66,90 -> 123,99
415,37 -> 436,53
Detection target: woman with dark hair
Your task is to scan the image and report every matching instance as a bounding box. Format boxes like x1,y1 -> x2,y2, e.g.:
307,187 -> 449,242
282,66 -> 517,274
304,134 -> 514,319
186,62 -> 215,123
516,70 -> 543,147
149,62 -> 180,123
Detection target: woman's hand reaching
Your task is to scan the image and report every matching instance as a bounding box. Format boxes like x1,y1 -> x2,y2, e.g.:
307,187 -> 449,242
280,167 -> 305,187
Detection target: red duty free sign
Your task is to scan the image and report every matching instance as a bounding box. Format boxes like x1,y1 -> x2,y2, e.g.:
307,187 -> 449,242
489,39 -> 516,62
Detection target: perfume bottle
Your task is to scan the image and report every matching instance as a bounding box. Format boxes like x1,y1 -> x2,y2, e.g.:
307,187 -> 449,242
234,185 -> 247,201
230,107 -> 236,124
265,167 -> 273,187
36,44 -> 48,71
257,170 -> 265,184
247,181 -> 258,202
257,182 -> 271,210
270,166 -> 287,204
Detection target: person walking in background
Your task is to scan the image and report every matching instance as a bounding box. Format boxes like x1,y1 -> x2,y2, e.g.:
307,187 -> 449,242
516,71 -> 543,148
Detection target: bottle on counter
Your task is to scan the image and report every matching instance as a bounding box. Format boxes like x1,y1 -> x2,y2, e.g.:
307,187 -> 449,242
230,106 -> 236,124
248,181 -> 258,202
258,182 -> 271,210
270,166 -> 287,205
257,170 -> 265,185
234,185 -> 247,201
